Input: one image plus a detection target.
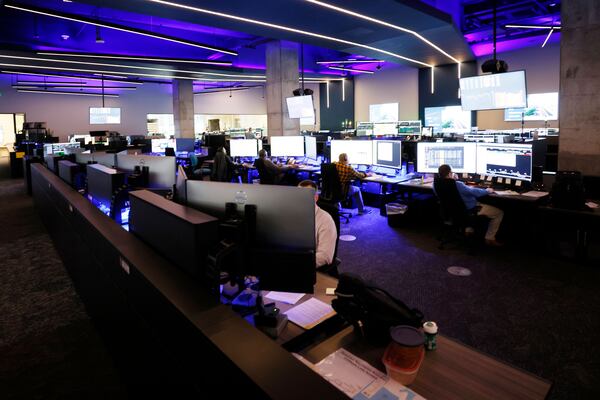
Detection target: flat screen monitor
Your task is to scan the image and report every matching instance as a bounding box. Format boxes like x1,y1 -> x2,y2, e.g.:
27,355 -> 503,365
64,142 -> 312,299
286,95 -> 314,119
460,70 -> 527,111
476,143 -> 533,181
90,107 -> 121,124
424,106 -> 472,134
229,139 -> 261,157
304,136 -> 317,160
373,141 -> 402,168
417,142 -> 477,173
175,138 -> 195,152
421,126 -> 434,137
504,92 -> 558,121
151,138 -> 175,153
330,140 -> 373,165
356,122 -> 374,137
373,122 -> 398,136
369,103 -> 398,123
270,136 -> 305,157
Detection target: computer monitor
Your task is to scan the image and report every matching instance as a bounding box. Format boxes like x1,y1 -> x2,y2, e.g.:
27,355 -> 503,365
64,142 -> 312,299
90,107 -> 121,124
421,126 -> 434,137
330,140 -> 373,165
373,141 -> 402,168
175,138 -> 195,153
373,122 -> 398,136
304,136 -> 317,160
151,138 -> 175,153
476,143 -> 533,181
417,142 -> 477,173
229,139 -> 261,158
270,136 -> 305,157
424,106 -> 472,134
356,122 -> 374,137
460,70 -> 527,111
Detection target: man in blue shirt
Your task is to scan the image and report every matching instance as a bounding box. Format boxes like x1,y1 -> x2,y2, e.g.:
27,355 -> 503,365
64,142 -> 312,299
438,164 -> 504,246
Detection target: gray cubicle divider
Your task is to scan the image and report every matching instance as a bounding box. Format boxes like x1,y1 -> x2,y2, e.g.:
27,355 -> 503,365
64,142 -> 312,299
75,151 -> 117,168
116,154 -> 176,189
186,181 -> 315,251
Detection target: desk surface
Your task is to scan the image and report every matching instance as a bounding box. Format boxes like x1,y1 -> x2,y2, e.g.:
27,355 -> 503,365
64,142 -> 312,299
273,273 -> 551,399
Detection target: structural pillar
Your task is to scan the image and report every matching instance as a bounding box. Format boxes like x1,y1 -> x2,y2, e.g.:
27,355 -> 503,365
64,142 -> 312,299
558,0 -> 600,175
172,79 -> 195,138
265,40 -> 300,137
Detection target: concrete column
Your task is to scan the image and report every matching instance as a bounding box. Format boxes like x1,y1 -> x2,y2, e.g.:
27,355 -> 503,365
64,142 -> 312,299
558,0 -> 600,175
172,79 -> 195,138
265,40 -> 300,137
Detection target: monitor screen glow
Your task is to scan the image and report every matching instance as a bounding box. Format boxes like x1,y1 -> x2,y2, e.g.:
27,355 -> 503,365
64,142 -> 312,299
460,70 -> 527,111
373,122 -> 398,136
151,138 -> 175,153
417,142 -> 477,173
229,139 -> 260,157
476,143 -> 532,181
286,95 -> 314,119
304,136 -> 317,160
504,92 -> 558,121
270,136 -> 305,157
330,140 -> 373,165
424,106 -> 471,134
90,107 -> 121,124
369,103 -> 398,123
373,141 -> 402,168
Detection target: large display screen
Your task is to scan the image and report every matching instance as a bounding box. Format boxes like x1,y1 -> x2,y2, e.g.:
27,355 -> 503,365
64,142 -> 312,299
330,140 -> 373,165
286,95 -> 314,119
417,142 -> 477,173
229,139 -> 261,157
90,107 -> 121,124
270,136 -> 305,157
304,136 -> 317,160
373,122 -> 398,136
424,106 -> 471,134
373,141 -> 402,168
476,143 -> 532,181
460,71 -> 527,111
504,92 -> 558,121
369,103 -> 398,123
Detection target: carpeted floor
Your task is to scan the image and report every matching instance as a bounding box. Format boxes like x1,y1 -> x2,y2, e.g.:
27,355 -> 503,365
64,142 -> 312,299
336,206 -> 600,400
0,156 -> 127,400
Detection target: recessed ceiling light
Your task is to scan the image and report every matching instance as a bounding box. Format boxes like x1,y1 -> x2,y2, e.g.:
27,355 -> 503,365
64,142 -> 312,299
61,34 -> 70,40
148,0 -> 432,67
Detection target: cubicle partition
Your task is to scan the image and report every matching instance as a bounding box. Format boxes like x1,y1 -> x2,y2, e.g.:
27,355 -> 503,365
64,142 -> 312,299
29,164 -> 343,399
116,154 -> 176,189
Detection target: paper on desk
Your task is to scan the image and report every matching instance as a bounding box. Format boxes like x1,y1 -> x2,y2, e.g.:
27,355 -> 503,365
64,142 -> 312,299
494,190 -> 520,196
521,190 -> 549,198
264,291 -> 305,305
586,201 -> 599,209
313,348 -> 426,400
284,297 -> 336,329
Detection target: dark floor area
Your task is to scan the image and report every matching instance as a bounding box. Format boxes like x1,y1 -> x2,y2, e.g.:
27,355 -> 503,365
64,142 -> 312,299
0,155 -> 127,400
336,206 -> 600,400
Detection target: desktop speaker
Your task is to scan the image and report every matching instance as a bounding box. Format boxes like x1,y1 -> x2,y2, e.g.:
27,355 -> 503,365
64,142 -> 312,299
481,59 -> 508,74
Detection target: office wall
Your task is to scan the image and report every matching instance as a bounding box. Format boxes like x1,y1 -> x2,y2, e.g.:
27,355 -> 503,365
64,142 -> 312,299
354,65 -> 419,123
0,75 -> 320,141
475,43 -> 560,130
319,79 -> 354,131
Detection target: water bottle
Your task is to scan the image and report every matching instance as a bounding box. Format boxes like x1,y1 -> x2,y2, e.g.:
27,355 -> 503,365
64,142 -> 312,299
234,190 -> 247,205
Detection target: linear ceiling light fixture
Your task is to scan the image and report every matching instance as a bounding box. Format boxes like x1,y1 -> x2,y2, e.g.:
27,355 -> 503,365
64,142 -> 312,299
0,63 -> 265,82
541,28 -> 554,48
93,73 -> 129,79
304,0 -> 460,64
504,24 -> 561,29
0,54 -> 261,79
15,81 -> 88,85
194,87 -> 258,95
328,66 -> 374,74
17,89 -> 119,97
37,51 -> 233,66
3,2 -> 238,55
12,85 -> 137,90
148,0 -> 432,67
316,59 -> 384,64
2,70 -> 143,84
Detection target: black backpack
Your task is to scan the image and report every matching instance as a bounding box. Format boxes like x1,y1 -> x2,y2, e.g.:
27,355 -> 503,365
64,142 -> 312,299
332,273 -> 424,343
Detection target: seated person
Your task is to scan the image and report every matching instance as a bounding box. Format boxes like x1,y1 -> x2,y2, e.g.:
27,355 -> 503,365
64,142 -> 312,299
334,153 -> 372,215
210,146 -> 236,182
438,164 -> 504,246
254,149 -> 297,185
298,180 -> 337,269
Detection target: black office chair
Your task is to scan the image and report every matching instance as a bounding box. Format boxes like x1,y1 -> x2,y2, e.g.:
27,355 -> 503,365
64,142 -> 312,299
253,158 -> 275,185
433,177 -> 484,250
319,163 -> 351,224
164,147 -> 175,157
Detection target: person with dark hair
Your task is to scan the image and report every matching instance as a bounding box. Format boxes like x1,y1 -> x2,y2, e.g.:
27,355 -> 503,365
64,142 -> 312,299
211,146 -> 236,182
254,149 -> 297,184
437,164 -> 504,246
298,180 -> 337,268
334,152 -> 372,215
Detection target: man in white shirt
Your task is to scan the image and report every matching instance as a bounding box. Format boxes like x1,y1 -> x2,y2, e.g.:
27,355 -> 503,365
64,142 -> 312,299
298,180 -> 337,268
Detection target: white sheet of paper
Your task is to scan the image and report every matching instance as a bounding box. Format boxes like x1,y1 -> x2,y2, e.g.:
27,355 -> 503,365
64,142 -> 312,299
521,191 -> 549,198
515,180 -> 522,187
505,178 -> 512,185
284,297 -> 335,329
264,291 -> 306,305
494,190 -> 520,196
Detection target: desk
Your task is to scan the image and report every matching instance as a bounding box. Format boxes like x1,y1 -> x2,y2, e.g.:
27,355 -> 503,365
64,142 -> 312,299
300,327 -> 551,400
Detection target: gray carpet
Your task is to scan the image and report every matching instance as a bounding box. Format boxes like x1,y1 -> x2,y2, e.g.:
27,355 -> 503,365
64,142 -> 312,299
337,206 -> 600,399
0,157 -> 127,400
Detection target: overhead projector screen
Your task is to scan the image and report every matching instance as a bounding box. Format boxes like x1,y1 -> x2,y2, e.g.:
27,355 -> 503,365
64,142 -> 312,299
459,71 -> 527,111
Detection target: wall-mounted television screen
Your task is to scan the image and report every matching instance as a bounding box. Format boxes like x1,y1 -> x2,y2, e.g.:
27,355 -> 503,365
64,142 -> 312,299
90,107 -> 121,124
460,70 -> 527,111
286,95 -> 314,119
424,106 -> 471,134
369,103 -> 398,123
504,92 -> 558,121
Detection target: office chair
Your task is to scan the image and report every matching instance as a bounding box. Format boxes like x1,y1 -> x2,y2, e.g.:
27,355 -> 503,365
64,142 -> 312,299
253,158 -> 275,184
319,163 -> 351,224
164,147 -> 176,157
433,178 -> 485,250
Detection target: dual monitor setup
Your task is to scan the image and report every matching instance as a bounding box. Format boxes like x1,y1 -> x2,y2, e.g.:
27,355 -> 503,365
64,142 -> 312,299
151,138 -> 195,153
229,136 -> 318,160
330,140 -> 402,169
356,121 -> 423,137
